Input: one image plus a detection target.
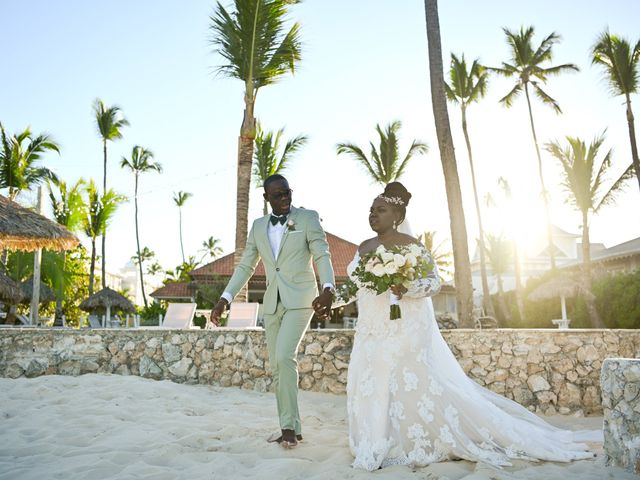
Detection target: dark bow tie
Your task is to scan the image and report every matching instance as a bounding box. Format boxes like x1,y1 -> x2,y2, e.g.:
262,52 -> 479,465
270,215 -> 287,226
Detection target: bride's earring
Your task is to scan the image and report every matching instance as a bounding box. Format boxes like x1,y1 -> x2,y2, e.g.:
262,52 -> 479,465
393,220 -> 397,230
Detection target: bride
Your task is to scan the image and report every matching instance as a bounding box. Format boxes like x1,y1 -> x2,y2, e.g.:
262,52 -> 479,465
337,182 -> 597,471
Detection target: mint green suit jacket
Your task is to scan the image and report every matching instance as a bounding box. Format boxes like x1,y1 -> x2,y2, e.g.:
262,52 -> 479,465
224,206 -> 335,315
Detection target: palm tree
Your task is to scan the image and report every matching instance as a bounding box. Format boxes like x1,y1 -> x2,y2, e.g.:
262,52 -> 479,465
147,261 -> 163,276
496,177 -> 526,322
490,26 -> 579,270
120,146 -> 162,307
0,123 -> 59,200
484,233 -> 513,323
424,0 -> 475,327
93,98 -> 129,290
173,191 -> 192,264
545,133 -> 634,327
132,246 -> 156,286
48,177 -> 85,319
82,181 -> 126,295
209,0 -> 302,302
199,236 -> 224,263
418,230 -> 454,279
253,123 -> 308,214
591,31 -> 640,193
336,121 -> 428,185
445,53 -> 495,318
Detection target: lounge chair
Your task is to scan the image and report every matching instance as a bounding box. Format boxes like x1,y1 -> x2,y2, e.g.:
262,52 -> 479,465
226,302 -> 259,328
160,302 -> 198,329
88,315 -> 103,328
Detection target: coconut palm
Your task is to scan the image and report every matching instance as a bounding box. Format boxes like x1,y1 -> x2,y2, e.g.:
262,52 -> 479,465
48,177 -> 85,319
173,191 -> 192,264
424,0 -> 475,327
120,146 -> 162,307
93,98 -> 129,290
484,233 -> 512,323
0,123 -> 59,201
82,181 -> 126,295
199,236 -> 224,263
545,133 -> 634,327
496,177 -> 526,322
253,123 -> 308,214
147,261 -> 163,277
490,26 -> 579,270
418,230 -> 453,279
591,31 -> 640,192
445,53 -> 495,318
209,0 -> 302,301
336,121 -> 428,185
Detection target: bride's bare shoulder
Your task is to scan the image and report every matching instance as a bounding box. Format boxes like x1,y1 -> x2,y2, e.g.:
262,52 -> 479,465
396,233 -> 420,245
358,237 -> 378,256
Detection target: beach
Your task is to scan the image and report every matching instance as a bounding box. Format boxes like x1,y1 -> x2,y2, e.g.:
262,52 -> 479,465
0,374 -> 635,480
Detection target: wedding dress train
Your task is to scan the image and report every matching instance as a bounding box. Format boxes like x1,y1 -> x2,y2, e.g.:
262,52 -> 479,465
343,253 -> 598,471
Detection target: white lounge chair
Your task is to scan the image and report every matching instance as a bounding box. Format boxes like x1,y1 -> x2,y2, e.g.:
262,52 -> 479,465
161,302 -> 198,329
226,302 -> 259,328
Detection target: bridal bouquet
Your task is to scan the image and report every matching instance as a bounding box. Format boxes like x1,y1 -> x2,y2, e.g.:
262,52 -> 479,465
338,244 -> 434,320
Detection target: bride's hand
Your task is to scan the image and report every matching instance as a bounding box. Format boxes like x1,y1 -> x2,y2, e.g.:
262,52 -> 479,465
390,284 -> 407,299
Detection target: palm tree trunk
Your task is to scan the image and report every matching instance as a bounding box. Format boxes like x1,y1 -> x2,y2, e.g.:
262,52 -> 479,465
496,275 -> 512,323
53,251 -> 66,326
179,208 -> 186,264
89,237 -> 96,295
461,105 -> 495,318
424,0 -> 474,328
625,95 -> 640,193
101,140 -> 107,289
513,242 -> 526,322
524,85 -> 556,270
234,96 -> 257,303
134,176 -> 147,307
581,210 -> 604,328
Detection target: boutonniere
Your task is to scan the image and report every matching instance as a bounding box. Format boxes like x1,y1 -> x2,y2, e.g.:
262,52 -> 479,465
287,219 -> 296,231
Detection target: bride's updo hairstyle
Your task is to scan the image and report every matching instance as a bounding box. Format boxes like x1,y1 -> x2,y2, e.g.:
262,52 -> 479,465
377,182 -> 412,225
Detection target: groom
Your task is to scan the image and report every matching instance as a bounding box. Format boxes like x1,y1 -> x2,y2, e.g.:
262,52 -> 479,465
210,174 -> 335,449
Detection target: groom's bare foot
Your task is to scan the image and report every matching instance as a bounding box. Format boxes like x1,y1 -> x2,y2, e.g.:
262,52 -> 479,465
281,429 -> 299,449
267,431 -> 303,444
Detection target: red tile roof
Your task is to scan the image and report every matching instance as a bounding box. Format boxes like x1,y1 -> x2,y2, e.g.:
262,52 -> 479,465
150,282 -> 195,299
190,231 -> 358,281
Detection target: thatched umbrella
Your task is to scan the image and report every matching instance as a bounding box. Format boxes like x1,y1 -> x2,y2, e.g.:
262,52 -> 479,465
79,287 -> 135,326
0,272 -> 24,304
528,276 -> 585,327
0,272 -> 25,324
20,276 -> 56,304
0,195 -> 79,252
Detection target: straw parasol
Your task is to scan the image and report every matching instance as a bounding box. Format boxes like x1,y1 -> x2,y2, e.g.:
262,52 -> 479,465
528,276 -> 586,326
20,276 -> 56,304
79,287 -> 136,326
0,195 -> 79,252
0,272 -> 24,304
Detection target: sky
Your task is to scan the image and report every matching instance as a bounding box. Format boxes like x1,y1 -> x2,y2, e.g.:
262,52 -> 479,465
2,0 -> 639,280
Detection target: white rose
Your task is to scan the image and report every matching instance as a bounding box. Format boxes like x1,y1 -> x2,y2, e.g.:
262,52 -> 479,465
405,254 -> 417,266
409,244 -> 422,256
381,251 -> 394,263
372,264 -> 386,277
375,244 -> 386,255
384,263 -> 397,275
393,253 -> 406,267
364,262 -> 373,273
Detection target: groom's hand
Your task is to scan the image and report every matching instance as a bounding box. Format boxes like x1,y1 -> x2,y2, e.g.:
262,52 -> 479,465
210,299 -> 228,326
312,287 -> 334,319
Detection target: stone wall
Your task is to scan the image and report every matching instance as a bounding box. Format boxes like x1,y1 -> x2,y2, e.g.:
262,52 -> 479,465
1,328 -> 639,415
601,358 -> 640,473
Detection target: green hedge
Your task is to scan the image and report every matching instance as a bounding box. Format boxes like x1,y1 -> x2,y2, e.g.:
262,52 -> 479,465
495,269 -> 640,329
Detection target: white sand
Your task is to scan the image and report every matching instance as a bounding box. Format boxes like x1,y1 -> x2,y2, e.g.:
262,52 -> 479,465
0,375 -> 635,480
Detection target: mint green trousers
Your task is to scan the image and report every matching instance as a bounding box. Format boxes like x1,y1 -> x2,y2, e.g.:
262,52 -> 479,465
263,303 -> 313,435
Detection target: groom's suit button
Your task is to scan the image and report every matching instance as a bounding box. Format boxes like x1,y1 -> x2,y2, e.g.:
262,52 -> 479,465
276,268 -> 280,271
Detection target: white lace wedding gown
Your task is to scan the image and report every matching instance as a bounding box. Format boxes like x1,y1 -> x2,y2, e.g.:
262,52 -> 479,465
343,252 -> 598,471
